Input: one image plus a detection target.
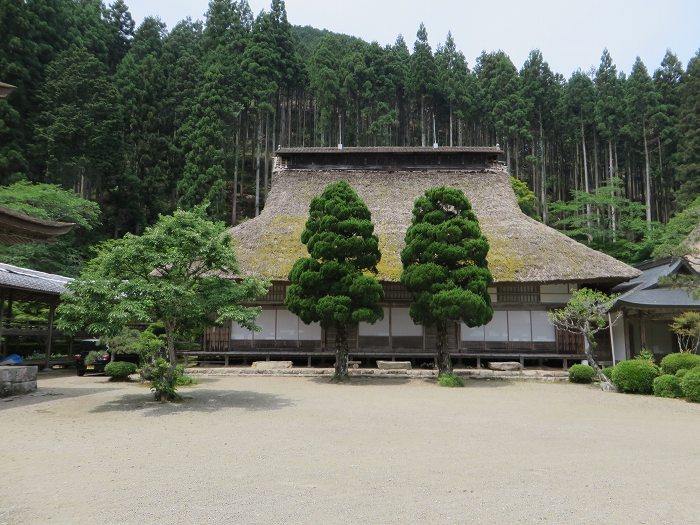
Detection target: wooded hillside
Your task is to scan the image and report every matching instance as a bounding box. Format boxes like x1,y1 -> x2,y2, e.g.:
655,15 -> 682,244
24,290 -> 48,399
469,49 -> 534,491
1,0 -> 698,272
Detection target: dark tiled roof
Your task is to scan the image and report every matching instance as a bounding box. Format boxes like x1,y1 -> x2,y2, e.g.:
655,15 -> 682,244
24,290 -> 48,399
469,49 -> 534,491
0,263 -> 72,296
614,258 -> 700,308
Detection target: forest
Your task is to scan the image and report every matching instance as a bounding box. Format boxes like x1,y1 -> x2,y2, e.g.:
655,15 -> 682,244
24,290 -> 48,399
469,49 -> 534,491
1,0 -> 699,275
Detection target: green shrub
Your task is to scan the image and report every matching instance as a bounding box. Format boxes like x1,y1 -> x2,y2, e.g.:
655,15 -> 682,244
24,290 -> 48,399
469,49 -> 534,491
611,359 -> 660,394
84,350 -> 103,366
660,353 -> 700,375
653,374 -> 684,398
680,367 -> 700,402
602,366 -> 616,380
676,368 -> 690,379
636,348 -> 655,362
104,361 -> 137,381
568,364 -> 595,384
141,358 -> 181,401
175,364 -> 197,386
437,373 -> 465,387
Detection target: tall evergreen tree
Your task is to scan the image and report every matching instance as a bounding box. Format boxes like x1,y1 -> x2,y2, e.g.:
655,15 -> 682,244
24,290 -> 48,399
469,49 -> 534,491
625,57 -> 660,223
674,51 -> 700,207
400,187 -> 493,376
408,23 -> 436,146
285,181 -> 383,381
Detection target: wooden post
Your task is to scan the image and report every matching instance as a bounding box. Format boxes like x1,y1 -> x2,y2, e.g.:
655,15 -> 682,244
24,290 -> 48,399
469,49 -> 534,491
44,303 -> 56,369
0,292 -> 4,358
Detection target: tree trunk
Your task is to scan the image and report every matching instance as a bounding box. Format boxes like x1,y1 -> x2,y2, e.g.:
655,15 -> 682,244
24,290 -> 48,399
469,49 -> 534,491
436,321 -> 452,375
255,110 -> 262,216
539,113 -> 547,224
232,127 -> 240,226
581,118 -> 591,234
585,333 -> 616,392
165,324 -> 177,366
643,120 -> 652,225
333,324 -> 349,381
420,96 -> 426,147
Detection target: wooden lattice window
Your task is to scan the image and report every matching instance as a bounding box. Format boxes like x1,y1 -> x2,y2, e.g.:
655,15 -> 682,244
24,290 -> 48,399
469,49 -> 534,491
497,284 -> 540,303
258,282 -> 287,303
383,283 -> 413,302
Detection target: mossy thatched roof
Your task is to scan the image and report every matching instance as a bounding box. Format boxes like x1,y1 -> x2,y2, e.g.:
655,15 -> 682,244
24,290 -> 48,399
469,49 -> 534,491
229,165 -> 639,284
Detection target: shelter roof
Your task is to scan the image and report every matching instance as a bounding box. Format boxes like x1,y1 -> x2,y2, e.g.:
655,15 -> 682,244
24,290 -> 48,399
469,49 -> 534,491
0,263 -> 72,303
0,207 -> 75,244
229,161 -> 639,285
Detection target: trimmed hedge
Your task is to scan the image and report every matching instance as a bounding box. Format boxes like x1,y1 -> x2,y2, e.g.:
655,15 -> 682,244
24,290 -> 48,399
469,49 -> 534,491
611,359 -> 660,394
602,366 -> 615,380
680,367 -> 700,402
675,368 -> 689,379
660,353 -> 700,375
652,374 -> 684,398
568,364 -> 595,384
104,361 -> 137,381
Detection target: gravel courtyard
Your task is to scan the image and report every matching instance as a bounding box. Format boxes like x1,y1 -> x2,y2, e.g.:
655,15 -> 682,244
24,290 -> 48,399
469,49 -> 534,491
1,370 -> 699,525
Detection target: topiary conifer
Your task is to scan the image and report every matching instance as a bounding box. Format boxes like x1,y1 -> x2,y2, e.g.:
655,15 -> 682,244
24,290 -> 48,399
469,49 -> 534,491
285,180 -> 383,380
401,186 -> 493,376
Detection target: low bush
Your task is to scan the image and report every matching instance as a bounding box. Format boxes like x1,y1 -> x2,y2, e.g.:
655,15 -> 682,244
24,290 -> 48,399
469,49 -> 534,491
175,364 -> 197,386
636,348 -> 655,362
680,367 -> 700,402
675,368 -> 689,379
141,358 -> 181,401
602,366 -> 615,380
660,353 -> 700,375
437,373 -> 465,387
611,359 -> 660,394
104,361 -> 137,381
568,364 -> 595,384
652,374 -> 684,398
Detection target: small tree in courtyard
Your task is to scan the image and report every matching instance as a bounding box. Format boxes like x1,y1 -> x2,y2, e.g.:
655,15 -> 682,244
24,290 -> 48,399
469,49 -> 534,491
57,207 -> 268,398
401,186 -> 493,378
285,180 -> 383,381
548,288 -> 619,391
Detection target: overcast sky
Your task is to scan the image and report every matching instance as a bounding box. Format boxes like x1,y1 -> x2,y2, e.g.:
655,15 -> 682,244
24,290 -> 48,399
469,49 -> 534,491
128,0 -> 699,76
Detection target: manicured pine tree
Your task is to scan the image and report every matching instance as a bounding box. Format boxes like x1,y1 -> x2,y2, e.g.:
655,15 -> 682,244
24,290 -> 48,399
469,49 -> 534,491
285,181 -> 384,381
401,186 -> 493,378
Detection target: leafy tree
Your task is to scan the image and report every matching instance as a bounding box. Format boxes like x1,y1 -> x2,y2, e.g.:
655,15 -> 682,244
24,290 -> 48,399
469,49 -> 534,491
651,196 -> 700,258
0,180 -> 101,275
549,177 -> 658,263
670,312 -> 700,354
548,288 -> 619,390
56,207 -> 268,366
511,177 -> 538,218
400,186 -> 493,376
285,181 -> 383,380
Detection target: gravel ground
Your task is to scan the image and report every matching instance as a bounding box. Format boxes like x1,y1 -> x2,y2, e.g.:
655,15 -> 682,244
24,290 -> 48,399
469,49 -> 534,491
1,370 -> 699,525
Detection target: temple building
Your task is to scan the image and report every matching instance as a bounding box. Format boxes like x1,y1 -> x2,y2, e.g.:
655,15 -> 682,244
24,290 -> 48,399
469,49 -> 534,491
203,147 -> 639,367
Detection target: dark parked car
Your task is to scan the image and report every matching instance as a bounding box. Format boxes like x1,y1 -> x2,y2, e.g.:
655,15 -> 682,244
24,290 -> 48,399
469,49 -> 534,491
74,342 -> 140,376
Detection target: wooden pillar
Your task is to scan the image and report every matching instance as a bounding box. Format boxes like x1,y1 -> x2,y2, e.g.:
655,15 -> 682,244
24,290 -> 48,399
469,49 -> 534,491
44,303 -> 56,369
0,292 -> 4,358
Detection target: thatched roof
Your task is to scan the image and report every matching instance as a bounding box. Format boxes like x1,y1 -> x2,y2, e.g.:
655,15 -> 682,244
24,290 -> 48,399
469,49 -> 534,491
229,164 -> 639,284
